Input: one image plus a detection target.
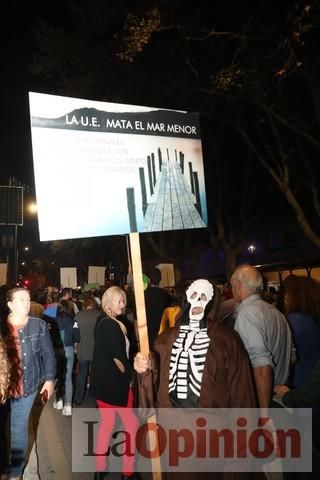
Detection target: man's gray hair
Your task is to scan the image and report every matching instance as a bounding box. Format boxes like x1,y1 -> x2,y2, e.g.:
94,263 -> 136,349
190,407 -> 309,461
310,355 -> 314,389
232,265 -> 263,293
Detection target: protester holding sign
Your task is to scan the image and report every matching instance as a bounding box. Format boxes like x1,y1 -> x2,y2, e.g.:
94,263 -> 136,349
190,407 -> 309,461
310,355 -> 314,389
134,279 -> 257,480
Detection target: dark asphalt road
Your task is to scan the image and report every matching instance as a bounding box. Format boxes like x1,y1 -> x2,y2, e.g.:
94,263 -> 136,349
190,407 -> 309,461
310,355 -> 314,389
23,393 -> 153,480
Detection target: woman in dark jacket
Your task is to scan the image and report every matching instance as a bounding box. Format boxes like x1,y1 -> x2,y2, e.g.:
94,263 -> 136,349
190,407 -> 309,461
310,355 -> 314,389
53,299 -> 80,416
91,286 -> 139,480
279,275 -> 320,388
275,358 -> 320,407
275,358 -> 320,473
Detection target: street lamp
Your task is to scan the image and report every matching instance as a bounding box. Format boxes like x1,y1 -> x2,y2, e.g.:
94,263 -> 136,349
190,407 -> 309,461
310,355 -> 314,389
14,202 -> 37,284
248,244 -> 256,254
28,202 -> 37,214
0,185 -> 38,284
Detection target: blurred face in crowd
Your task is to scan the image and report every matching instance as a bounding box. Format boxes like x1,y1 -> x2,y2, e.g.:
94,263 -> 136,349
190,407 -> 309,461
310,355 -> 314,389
109,292 -> 126,317
230,275 -> 241,302
8,289 -> 31,319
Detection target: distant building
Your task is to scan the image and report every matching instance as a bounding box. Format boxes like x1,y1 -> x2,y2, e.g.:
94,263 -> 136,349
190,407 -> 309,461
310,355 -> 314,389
180,218 -> 320,283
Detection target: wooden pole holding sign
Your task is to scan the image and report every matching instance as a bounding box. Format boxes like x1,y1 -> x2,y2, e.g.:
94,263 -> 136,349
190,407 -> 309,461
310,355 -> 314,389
129,232 -> 162,480
129,232 -> 149,354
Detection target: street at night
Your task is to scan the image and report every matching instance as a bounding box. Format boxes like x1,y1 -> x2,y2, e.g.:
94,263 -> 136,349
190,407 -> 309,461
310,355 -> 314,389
1,1 -> 320,479
23,392 -> 152,480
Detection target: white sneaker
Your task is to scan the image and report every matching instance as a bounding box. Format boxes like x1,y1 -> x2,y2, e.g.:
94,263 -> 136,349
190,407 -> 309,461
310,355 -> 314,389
62,405 -> 72,416
53,399 -> 63,410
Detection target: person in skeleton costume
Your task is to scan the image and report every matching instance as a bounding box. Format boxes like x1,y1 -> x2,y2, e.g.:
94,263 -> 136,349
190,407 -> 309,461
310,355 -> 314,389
134,279 -> 260,480
168,279 -> 214,407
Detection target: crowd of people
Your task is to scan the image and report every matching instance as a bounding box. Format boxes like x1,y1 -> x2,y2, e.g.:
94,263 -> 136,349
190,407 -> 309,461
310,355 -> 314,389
0,264 -> 319,479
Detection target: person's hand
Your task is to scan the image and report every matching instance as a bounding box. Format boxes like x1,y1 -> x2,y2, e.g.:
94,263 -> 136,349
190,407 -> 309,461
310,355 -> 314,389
274,384 -> 290,398
254,416 -> 281,458
134,352 -> 151,373
40,380 -> 55,400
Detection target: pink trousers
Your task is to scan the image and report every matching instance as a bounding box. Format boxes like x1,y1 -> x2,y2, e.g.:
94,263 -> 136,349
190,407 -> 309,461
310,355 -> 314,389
95,388 -> 139,475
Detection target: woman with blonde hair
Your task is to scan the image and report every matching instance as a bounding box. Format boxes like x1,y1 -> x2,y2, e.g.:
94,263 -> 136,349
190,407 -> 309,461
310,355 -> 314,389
90,286 -> 139,480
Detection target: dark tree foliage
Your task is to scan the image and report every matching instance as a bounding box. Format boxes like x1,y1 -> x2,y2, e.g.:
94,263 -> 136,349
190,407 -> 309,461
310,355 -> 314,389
29,0 -> 320,274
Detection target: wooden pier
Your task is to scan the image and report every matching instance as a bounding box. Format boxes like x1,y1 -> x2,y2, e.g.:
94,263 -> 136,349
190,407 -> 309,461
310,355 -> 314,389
143,155 -> 205,232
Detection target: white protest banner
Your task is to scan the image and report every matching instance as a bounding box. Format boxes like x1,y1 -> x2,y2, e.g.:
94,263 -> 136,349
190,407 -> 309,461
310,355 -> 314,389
157,263 -> 175,288
0,263 -> 7,286
29,92 -> 207,240
60,267 -> 77,289
88,266 -> 106,286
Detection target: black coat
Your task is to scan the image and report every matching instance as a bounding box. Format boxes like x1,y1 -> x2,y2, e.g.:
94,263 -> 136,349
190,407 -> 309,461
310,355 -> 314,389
144,286 -> 172,347
90,314 -> 133,406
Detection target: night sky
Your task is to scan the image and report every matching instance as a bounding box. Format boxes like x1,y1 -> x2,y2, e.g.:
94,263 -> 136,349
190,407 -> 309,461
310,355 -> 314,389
1,2 -> 70,248
1,2 -> 68,185
1,4 -> 38,250
1,1 -> 319,278
2,7 -> 34,187
0,4 -> 268,191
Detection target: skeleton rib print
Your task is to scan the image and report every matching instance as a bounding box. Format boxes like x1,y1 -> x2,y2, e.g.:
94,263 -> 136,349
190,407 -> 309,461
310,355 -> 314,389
169,325 -> 210,399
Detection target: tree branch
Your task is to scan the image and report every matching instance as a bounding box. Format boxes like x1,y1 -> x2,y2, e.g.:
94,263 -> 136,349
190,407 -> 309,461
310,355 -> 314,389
238,125 -> 320,248
187,30 -> 245,42
296,139 -> 320,217
262,105 -> 320,149
237,126 -> 285,190
284,186 -> 320,248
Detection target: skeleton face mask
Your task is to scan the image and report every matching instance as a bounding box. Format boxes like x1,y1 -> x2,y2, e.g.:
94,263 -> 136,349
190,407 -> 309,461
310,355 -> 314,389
186,279 -> 214,321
